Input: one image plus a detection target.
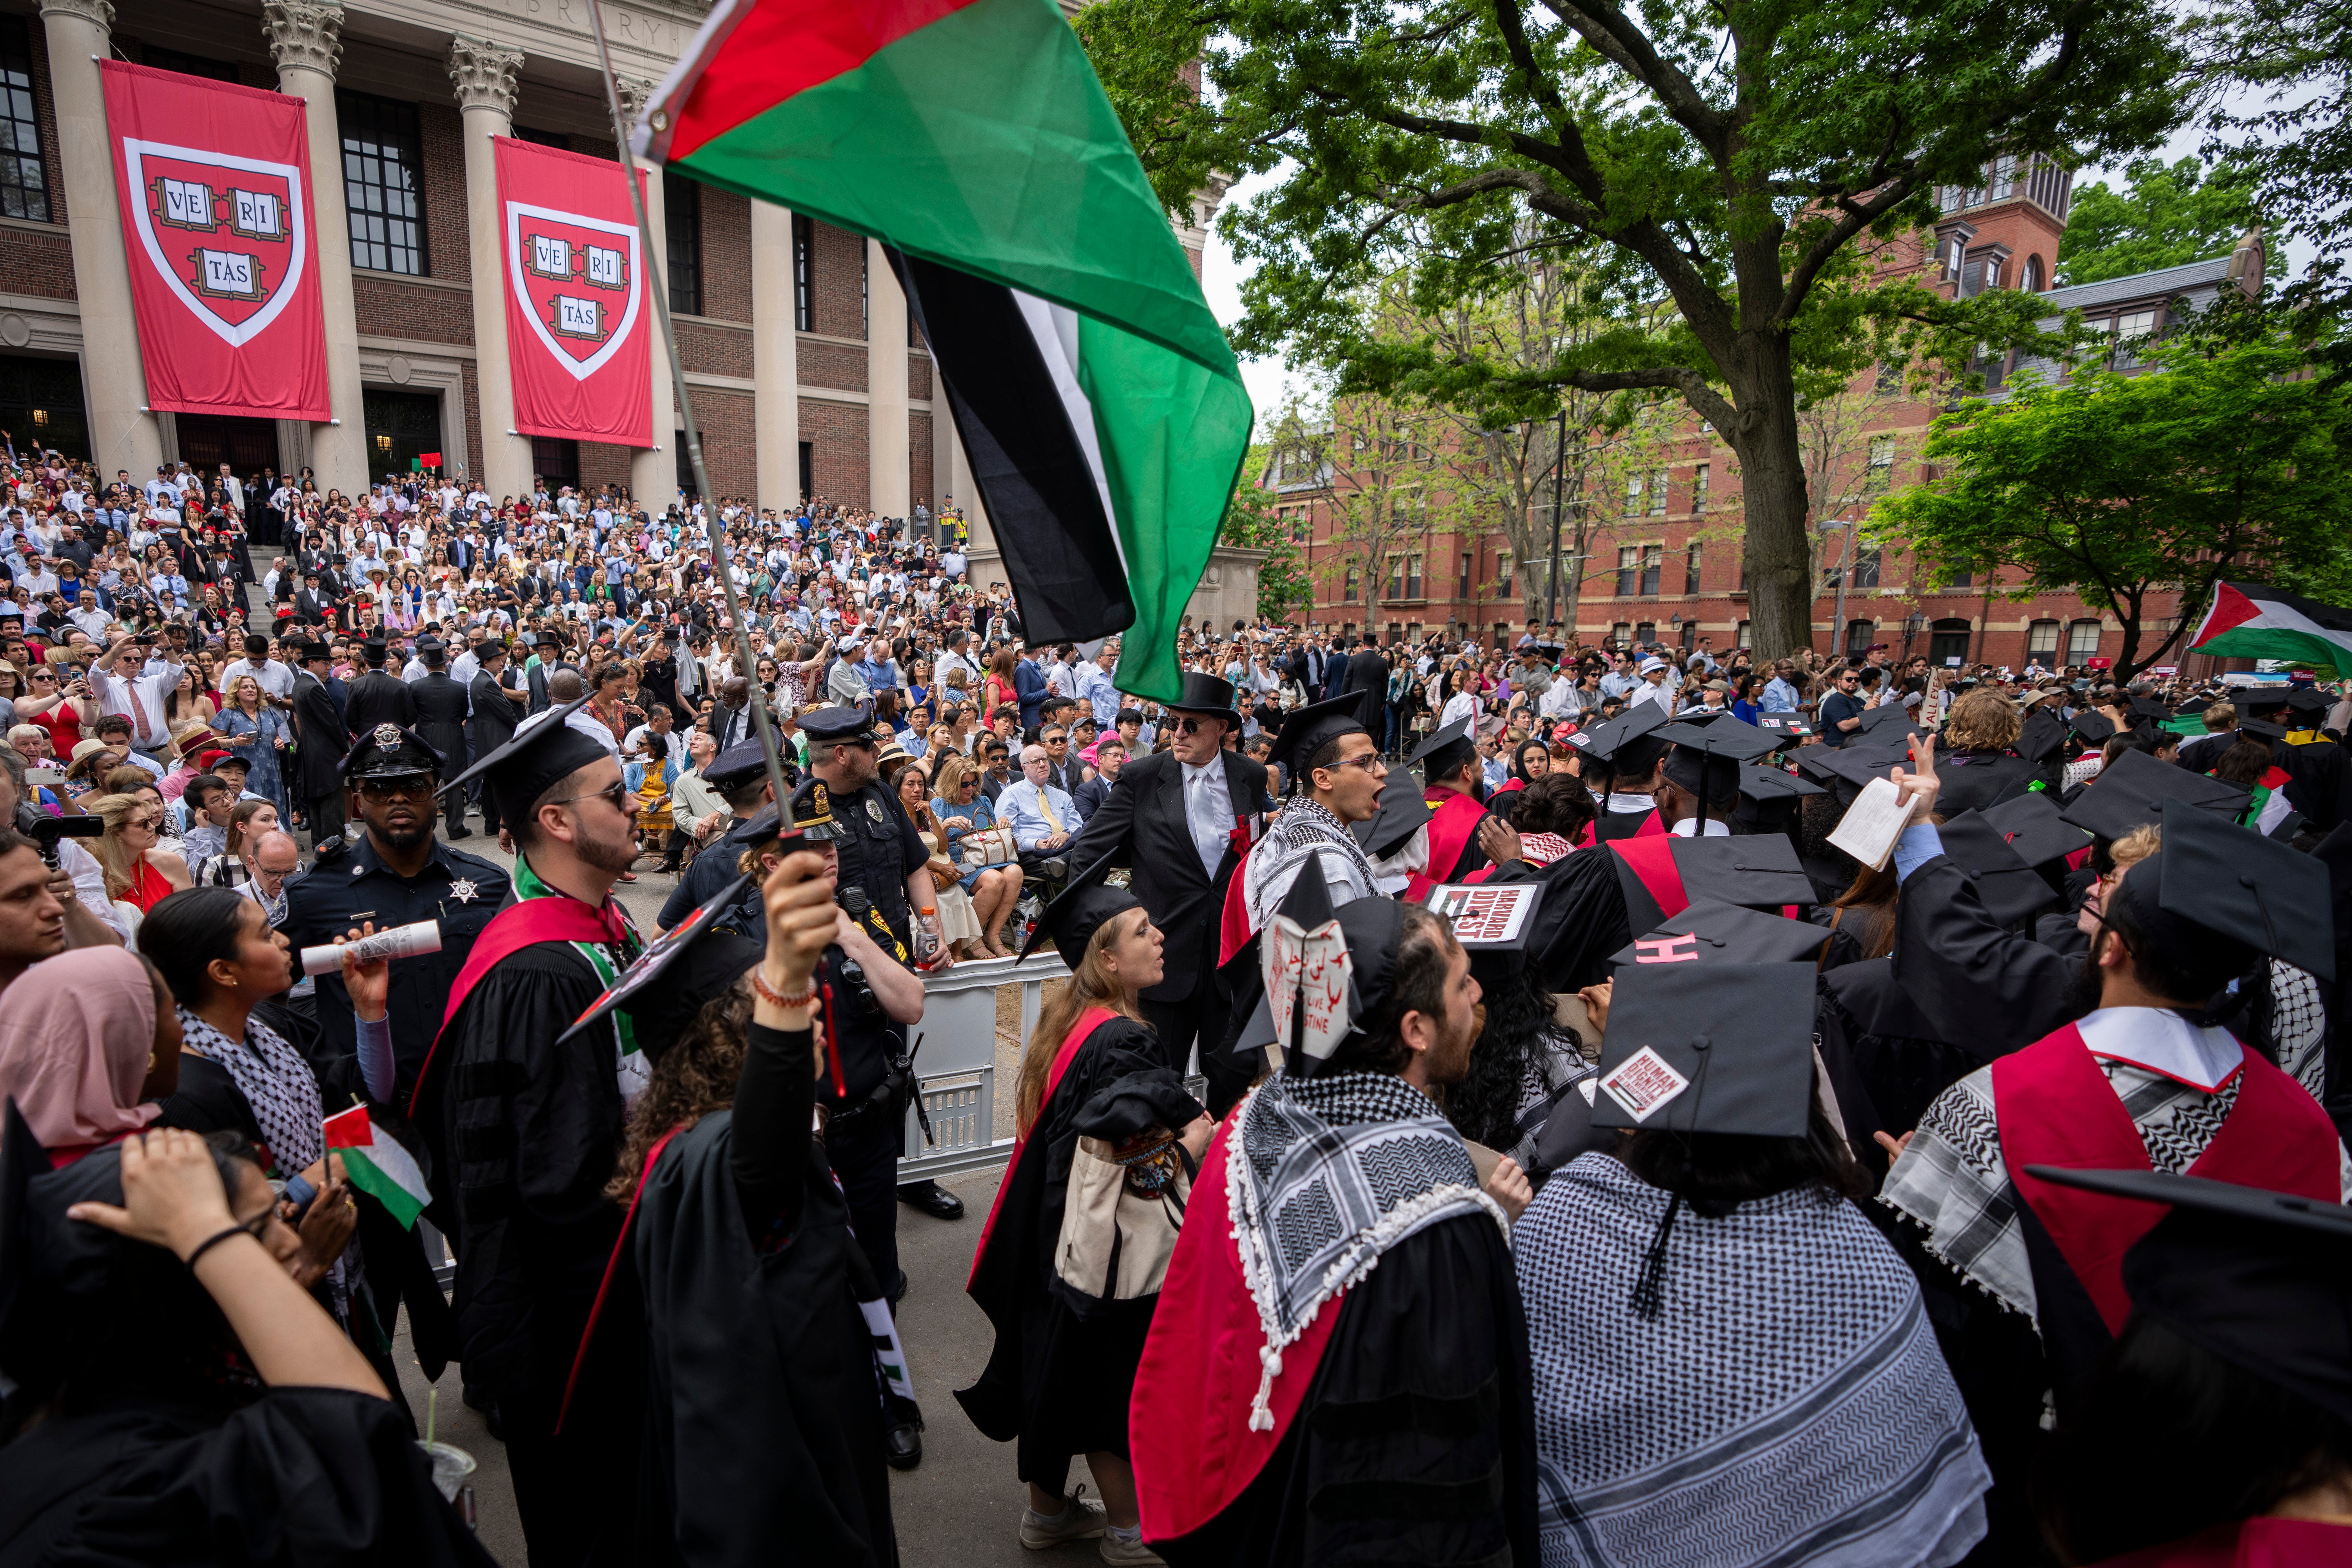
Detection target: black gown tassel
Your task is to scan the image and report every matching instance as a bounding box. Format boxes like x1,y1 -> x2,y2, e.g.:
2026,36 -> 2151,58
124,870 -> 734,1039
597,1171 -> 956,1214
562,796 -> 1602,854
1630,1192 -> 1684,1321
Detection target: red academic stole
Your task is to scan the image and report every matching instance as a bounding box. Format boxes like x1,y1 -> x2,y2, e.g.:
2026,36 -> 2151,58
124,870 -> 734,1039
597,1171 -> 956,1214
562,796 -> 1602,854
967,1006 -> 1119,1291
1606,833 -> 1689,918
1130,1116 -> 1347,1545
557,1125 -> 680,1435
1218,849 -> 1256,968
407,895 -> 621,1120
1403,789 -> 1490,901
1574,803 -> 1665,849
1994,1022 -> 2340,1335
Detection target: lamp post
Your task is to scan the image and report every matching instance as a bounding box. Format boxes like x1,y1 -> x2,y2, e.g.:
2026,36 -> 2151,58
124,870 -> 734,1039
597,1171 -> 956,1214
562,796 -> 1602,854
1545,407 -> 1566,629
1820,514 -> 1856,659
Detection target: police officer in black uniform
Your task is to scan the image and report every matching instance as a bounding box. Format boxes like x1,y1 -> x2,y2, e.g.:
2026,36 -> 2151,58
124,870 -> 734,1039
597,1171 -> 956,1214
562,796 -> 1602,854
728,777 -> 929,1468
802,702 -> 966,1224
283,720 -> 511,1106
656,739 -> 794,930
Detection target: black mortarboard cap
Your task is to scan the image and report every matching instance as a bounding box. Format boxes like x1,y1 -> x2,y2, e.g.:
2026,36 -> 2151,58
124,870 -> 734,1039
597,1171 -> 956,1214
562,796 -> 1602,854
1736,763 -> 1826,804
1658,717 -> 1780,763
1245,869 -> 1406,1079
1566,701 -> 1670,767
2025,1167 -> 2352,1426
1659,748 -> 1740,834
1589,961 -> 1817,1136
2067,708 -> 2118,745
2236,715 -> 2288,740
1855,702 -> 1923,742
2152,797 -> 2336,981
2059,746 -> 2250,842
1353,763 -> 1434,859
1669,834 -> 1817,909
1019,852 -> 1142,963
434,695 -> 610,824
2286,687 -> 2335,718
1936,809 -> 2061,925
557,873 -> 760,1057
1752,714 -> 1813,740
1267,690 -> 1372,788
1607,901 -> 1833,969
1793,741 -> 1909,795
1980,791 -> 2092,869
2017,707 -> 2066,764
1407,715 -> 1477,781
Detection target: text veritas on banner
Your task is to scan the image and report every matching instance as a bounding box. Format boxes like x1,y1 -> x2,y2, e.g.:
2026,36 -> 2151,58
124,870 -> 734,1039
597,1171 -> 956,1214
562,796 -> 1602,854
101,61 -> 331,421
495,137 -> 653,449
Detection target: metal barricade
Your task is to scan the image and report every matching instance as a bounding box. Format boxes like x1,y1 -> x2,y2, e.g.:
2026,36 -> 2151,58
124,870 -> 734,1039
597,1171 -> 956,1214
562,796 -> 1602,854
897,949 -> 1069,1181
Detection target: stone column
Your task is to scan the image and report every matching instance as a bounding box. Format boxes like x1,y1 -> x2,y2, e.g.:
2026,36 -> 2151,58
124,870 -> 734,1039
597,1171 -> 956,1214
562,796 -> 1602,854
751,200 -> 799,509
448,35 -> 524,499
865,236 -> 909,520
612,76 -> 675,513
38,0 -> 160,480
953,421 -> 1001,588
264,0 -> 367,496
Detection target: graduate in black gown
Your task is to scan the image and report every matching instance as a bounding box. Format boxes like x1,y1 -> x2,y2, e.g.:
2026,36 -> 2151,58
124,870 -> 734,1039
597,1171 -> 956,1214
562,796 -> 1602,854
581,847 -> 900,1567
408,701 -> 650,1568
960,861 -> 1209,1558
0,1113 -> 492,1566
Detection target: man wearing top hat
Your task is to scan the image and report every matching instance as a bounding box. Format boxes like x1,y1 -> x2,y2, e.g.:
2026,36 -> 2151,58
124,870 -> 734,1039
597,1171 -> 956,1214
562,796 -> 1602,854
1067,671 -> 1267,1113
411,639 -> 472,838
343,637 -> 416,737
287,638 -> 351,847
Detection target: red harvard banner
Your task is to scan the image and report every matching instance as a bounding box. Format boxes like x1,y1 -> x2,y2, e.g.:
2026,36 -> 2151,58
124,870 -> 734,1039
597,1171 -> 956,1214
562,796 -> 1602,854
495,138 -> 652,448
101,62 -> 330,421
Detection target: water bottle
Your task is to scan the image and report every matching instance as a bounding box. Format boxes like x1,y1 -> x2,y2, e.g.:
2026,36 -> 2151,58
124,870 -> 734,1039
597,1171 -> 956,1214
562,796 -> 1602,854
912,907 -> 942,971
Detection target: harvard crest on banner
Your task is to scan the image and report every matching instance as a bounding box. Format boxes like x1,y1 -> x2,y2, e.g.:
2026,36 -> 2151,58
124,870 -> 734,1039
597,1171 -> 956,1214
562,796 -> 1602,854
495,138 -> 653,448
101,61 -> 330,421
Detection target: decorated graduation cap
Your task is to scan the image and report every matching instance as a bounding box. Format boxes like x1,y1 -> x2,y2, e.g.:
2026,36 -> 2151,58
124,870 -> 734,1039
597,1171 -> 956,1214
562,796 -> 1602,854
556,873 -> 762,1059
1608,900 -> 1833,969
1669,833 -> 1818,909
1980,790 -> 2093,870
1352,762 -> 1435,859
1936,809 -> 2061,926
1246,866 -> 1406,1079
434,694 -> 607,826
1407,715 -> 1477,782
1266,690 -> 1374,793
2145,795 -> 2335,982
1568,701 -> 1670,769
1657,718 -> 1779,836
1018,851 -> 1142,964
2025,1167 -> 2352,1426
2059,746 -> 2250,843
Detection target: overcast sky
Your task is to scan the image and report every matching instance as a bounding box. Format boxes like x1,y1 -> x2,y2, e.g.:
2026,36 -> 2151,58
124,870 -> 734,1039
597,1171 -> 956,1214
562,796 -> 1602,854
1198,105 -> 2310,427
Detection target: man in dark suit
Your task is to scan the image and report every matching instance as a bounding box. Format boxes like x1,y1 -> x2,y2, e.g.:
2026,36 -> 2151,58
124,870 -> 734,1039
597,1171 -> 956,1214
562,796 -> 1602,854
1342,637 -> 1390,719
1319,635 -> 1353,702
1013,648 -> 1049,731
343,638 -> 417,737
465,640 -> 524,837
410,640 -> 472,838
1066,671 -> 1267,1116
288,639 -> 351,848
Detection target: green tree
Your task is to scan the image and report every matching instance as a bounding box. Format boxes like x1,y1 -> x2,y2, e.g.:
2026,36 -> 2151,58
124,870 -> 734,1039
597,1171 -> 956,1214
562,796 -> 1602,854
2055,157 -> 2257,287
1865,338 -> 2352,678
1076,0 -> 2182,659
1223,434 -> 1318,623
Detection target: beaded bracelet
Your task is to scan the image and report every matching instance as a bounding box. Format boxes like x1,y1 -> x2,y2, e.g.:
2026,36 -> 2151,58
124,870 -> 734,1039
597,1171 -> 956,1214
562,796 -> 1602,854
751,969 -> 818,1009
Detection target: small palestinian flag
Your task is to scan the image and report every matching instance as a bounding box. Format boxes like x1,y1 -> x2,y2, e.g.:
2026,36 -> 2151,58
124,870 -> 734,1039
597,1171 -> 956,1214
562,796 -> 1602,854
323,1104 -> 430,1229
2189,581 -> 2352,675
635,0 -> 1253,703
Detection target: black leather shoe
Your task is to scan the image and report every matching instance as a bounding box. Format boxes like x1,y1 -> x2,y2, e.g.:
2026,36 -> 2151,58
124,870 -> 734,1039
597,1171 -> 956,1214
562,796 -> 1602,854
899,1180 -> 965,1221
884,1414 -> 923,1470
447,828 -> 473,840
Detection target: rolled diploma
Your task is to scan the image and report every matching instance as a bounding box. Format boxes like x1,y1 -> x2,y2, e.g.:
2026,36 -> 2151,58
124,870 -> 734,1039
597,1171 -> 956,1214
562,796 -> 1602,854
300,919 -> 444,977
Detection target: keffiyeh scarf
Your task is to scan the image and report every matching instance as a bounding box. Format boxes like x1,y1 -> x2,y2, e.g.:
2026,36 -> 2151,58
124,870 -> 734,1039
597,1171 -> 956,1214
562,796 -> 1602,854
1521,1155 -> 1991,1568
178,1005 -> 323,1174
1230,1069 -> 1506,1431
1243,797 -> 1381,931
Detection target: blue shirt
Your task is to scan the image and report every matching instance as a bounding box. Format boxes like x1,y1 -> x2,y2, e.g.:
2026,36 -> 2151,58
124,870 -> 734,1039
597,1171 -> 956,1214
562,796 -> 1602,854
996,778 -> 1078,849
1762,676 -> 1801,713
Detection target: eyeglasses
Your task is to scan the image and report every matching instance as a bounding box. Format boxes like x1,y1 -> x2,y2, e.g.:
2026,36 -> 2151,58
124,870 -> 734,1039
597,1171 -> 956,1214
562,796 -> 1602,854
1172,716 -> 1221,735
1323,752 -> 1387,775
356,774 -> 432,799
548,779 -> 630,813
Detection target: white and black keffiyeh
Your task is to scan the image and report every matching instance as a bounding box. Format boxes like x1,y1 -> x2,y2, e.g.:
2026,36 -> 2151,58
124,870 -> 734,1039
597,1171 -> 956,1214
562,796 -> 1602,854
2267,960 -> 2328,1101
178,1005 -> 323,1174
1230,1069 -> 1507,1431
1521,1154 -> 1991,1568
1243,798 -> 1381,932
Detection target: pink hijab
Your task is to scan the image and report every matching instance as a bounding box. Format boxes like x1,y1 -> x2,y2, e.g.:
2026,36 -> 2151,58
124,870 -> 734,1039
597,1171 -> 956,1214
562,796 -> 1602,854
0,947 -> 161,1151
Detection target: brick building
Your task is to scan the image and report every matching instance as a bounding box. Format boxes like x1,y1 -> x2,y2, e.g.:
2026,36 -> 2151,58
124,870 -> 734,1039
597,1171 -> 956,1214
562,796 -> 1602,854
1264,163 -> 2267,673
0,0 -> 1222,521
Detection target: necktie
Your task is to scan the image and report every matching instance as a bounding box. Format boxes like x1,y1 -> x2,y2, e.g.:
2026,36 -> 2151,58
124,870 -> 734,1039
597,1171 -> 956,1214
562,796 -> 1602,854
1038,787 -> 1063,834
129,674 -> 157,743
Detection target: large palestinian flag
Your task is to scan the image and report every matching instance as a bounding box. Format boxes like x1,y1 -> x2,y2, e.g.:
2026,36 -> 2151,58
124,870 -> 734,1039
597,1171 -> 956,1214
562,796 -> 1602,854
2187,581 -> 2352,675
636,0 -> 1253,702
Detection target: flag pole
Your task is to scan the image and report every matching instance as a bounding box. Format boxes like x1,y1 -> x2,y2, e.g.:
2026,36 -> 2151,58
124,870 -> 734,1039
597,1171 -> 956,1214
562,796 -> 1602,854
584,9 -> 794,821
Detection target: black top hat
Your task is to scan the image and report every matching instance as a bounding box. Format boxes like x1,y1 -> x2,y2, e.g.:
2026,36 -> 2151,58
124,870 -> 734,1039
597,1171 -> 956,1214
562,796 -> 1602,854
1168,671 -> 1241,724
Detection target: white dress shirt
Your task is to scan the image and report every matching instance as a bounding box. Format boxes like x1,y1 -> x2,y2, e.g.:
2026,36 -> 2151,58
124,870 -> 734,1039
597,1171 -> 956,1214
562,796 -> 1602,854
94,657 -> 185,748
1181,757 -> 1229,879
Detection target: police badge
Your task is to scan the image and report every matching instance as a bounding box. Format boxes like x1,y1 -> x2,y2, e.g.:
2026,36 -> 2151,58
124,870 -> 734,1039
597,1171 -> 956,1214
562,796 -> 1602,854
866,797 -> 886,824
373,723 -> 403,750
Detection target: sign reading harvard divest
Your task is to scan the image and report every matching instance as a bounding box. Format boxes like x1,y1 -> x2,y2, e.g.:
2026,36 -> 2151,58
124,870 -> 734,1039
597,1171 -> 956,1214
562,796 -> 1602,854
495,137 -> 652,449
101,61 -> 331,422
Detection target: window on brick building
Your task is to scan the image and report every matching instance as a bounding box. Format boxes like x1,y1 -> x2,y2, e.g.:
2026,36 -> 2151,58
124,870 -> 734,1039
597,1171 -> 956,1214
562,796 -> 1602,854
1624,474 -> 1643,517
1457,550 -> 1472,599
1496,550 -> 1512,596
1867,437 -> 1894,491
1684,543 -> 1701,595
2026,619 -> 2060,664
2111,309 -> 2159,370
1640,544 -> 1662,597
1851,546 -> 1881,589
2066,619 -> 2103,664
1633,621 -> 1656,645
1845,619 -> 1875,656
1691,462 -> 1709,513
0,18 -> 47,224
143,46 -> 240,83
1735,619 -> 1751,648
1648,469 -> 1668,516
338,93 -> 425,276
792,214 -> 813,332
532,436 -> 580,490
1343,558 -> 1359,603
1616,545 -> 1639,596
664,170 -> 702,316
